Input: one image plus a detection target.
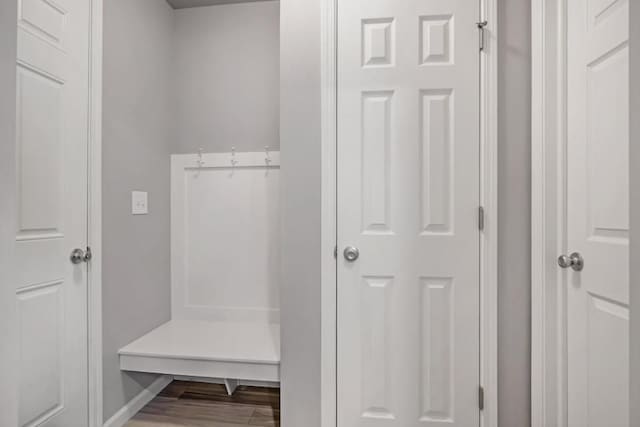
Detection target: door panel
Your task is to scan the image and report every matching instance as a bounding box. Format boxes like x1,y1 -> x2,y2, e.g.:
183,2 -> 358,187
15,0 -> 90,425
567,0 -> 629,426
337,1 -> 480,426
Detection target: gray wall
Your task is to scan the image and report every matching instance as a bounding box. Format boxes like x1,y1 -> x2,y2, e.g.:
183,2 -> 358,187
631,1 -> 640,425
0,0 -> 17,425
102,0 -> 175,421
279,0 -> 322,426
497,0 -> 531,426
278,1 -> 533,426
173,1 -> 280,154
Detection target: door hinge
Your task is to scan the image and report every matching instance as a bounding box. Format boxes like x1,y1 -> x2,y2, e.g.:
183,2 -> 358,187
477,21 -> 488,52
478,206 -> 485,231
479,385 -> 485,411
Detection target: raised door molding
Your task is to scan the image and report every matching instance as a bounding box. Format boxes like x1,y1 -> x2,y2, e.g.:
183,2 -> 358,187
480,0 -> 499,426
531,1 -> 568,426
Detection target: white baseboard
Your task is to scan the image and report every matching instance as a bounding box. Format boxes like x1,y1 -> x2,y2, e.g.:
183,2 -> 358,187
103,375 -> 173,427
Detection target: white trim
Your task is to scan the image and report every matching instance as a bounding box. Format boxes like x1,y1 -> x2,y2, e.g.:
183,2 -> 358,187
319,1 -> 499,426
531,1 -> 568,426
320,0 -> 337,426
480,0 -> 499,425
102,375 -> 173,427
88,0 -> 103,425
0,0 -> 18,425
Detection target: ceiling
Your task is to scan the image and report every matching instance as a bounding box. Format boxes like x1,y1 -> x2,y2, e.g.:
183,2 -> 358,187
166,0 -> 275,9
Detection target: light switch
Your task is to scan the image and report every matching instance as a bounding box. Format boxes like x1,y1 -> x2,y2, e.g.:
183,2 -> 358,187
132,191 -> 148,215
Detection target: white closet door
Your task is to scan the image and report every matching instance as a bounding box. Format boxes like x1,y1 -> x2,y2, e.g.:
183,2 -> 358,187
566,1 -> 629,426
14,0 -> 90,425
336,0 -> 481,426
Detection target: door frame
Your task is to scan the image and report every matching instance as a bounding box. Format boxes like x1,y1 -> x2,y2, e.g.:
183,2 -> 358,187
0,0 -> 18,425
319,0 -> 499,425
531,1 -> 568,426
1,0 -> 104,425
88,0 -> 104,425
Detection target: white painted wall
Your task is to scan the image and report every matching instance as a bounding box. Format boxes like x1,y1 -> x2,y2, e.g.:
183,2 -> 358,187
173,1 -> 280,154
0,0 -> 17,425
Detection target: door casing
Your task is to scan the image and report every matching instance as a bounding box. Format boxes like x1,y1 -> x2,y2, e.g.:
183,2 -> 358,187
0,0 -> 18,425
531,1 -> 566,426
532,2 -> 631,426
531,1 -> 567,425
88,0 -> 104,425
319,1 -> 499,426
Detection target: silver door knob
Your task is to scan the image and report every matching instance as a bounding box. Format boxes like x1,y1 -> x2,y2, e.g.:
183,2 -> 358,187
558,252 -> 584,272
70,247 -> 92,265
343,246 -> 360,262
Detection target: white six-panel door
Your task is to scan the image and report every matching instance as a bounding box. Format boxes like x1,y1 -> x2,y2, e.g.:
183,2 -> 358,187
15,0 -> 90,425
567,1 -> 629,426
337,0 -> 481,426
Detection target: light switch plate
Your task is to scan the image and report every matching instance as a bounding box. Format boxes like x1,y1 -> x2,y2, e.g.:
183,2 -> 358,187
132,191 -> 148,215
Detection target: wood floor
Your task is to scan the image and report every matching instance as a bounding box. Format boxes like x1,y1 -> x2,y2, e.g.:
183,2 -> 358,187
125,381 -> 280,427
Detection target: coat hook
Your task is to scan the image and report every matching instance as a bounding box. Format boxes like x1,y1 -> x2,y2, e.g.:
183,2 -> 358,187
265,146 -> 272,165
197,148 -> 204,168
231,147 -> 238,166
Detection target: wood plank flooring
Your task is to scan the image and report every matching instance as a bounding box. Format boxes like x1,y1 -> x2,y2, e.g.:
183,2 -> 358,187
125,381 -> 280,427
